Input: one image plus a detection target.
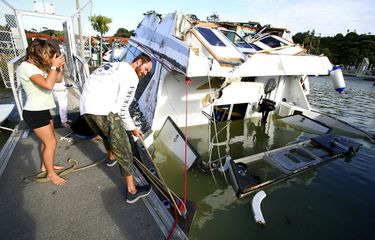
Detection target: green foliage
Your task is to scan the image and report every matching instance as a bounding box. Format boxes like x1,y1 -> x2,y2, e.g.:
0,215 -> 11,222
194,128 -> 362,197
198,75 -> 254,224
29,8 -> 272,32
90,15 -> 112,65
90,15 -> 112,36
114,28 -> 133,38
293,31 -> 375,66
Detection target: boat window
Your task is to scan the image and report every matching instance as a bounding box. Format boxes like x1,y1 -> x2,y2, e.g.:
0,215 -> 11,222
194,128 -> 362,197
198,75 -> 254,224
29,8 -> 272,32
196,27 -> 226,47
249,43 -> 262,51
259,36 -> 287,48
223,31 -> 236,43
220,29 -> 259,51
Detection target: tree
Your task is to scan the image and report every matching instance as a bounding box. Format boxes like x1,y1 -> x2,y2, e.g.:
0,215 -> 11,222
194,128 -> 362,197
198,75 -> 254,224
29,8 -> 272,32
207,12 -> 220,23
114,28 -> 133,38
90,14 -> 112,65
293,31 -> 375,66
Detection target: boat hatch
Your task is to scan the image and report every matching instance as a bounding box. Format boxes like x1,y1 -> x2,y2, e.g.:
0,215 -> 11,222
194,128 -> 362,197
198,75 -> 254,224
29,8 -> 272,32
155,117 -> 200,169
192,27 -> 244,64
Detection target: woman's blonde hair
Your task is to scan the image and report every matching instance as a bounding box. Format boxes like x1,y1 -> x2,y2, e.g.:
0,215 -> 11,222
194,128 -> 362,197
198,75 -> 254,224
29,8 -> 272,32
25,39 -> 60,72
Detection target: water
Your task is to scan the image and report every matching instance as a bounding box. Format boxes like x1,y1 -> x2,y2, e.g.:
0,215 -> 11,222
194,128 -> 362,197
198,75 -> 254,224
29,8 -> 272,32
152,76 -> 375,240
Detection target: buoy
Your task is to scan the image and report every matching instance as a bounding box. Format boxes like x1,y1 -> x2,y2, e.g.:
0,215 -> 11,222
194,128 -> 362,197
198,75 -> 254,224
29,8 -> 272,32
330,66 -> 346,93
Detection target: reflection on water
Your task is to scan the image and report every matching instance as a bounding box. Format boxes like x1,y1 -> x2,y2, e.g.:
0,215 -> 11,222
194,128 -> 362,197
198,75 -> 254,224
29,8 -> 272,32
153,76 -> 375,240
308,76 -> 375,133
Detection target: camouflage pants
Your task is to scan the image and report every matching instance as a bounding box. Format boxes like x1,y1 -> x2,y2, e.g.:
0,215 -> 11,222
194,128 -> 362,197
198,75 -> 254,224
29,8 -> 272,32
83,113 -> 135,176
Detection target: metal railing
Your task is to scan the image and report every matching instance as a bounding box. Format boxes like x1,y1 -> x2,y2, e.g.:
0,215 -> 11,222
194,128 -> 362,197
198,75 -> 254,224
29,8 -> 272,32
72,53 -> 90,92
7,53 -> 25,120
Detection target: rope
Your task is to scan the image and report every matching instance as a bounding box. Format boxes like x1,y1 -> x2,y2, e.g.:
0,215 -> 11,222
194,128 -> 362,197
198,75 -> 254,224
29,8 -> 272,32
205,66 -> 228,182
167,207 -> 178,240
167,76 -> 192,239
138,137 -> 186,217
133,156 -> 186,215
183,77 -> 191,205
22,157 -> 106,184
162,76 -> 192,239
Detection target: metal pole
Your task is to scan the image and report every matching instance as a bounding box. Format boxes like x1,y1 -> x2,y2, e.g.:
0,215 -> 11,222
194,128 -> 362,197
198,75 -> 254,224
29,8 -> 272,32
76,0 -> 85,58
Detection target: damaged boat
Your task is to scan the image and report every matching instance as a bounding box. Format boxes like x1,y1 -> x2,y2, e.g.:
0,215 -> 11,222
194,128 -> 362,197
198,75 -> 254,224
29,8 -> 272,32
119,12 -> 372,139
113,11 -> 373,196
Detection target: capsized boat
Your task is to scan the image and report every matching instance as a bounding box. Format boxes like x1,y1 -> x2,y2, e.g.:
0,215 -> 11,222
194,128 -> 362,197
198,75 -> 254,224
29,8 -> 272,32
114,12 -> 373,197
116,11 -> 373,143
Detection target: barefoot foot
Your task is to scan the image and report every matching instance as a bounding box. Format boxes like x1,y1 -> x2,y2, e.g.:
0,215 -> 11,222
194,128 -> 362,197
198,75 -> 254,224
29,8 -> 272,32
47,173 -> 67,185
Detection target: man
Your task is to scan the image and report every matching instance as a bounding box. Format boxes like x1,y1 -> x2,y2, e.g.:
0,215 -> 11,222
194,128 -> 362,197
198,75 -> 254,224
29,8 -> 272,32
80,53 -> 153,203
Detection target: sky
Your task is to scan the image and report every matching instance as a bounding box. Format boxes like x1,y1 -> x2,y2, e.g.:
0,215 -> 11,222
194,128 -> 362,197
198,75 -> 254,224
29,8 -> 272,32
16,0 -> 375,37
90,0 -> 375,37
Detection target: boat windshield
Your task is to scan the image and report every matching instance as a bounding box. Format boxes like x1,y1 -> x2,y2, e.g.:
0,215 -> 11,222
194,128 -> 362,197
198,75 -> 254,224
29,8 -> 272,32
259,36 -> 288,48
196,27 -> 226,47
220,29 -> 260,51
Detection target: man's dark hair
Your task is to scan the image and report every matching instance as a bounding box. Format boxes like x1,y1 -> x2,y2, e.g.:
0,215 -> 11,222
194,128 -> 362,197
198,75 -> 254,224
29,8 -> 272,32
132,53 -> 151,64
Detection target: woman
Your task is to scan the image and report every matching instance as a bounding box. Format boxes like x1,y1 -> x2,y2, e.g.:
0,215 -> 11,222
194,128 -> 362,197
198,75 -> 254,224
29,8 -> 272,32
19,39 -> 66,185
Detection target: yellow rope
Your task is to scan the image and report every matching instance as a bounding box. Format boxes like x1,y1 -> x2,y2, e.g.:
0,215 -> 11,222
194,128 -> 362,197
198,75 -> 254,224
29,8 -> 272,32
29,157 -> 106,183
133,156 -> 187,216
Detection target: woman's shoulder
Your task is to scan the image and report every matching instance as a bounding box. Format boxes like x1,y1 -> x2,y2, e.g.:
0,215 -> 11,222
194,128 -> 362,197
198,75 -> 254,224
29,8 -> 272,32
19,61 -> 44,77
20,61 -> 39,70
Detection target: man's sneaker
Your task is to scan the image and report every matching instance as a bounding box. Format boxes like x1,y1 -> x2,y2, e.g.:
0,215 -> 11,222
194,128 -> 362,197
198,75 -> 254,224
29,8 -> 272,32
126,185 -> 152,204
106,158 -> 117,167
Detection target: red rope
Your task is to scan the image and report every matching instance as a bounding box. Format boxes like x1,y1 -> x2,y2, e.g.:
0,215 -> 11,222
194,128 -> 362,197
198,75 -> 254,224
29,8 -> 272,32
183,76 -> 191,205
167,207 -> 178,240
167,76 -> 191,239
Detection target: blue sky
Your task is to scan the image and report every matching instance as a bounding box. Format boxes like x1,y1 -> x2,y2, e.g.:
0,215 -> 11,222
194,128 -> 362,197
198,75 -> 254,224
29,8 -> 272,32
91,0 -> 375,36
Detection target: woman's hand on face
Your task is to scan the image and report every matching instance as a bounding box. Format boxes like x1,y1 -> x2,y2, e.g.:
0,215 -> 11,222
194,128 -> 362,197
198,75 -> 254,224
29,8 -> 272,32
51,54 -> 65,67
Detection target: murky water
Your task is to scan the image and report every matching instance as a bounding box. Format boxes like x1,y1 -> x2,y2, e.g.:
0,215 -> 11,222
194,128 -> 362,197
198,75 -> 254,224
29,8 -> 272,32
152,76 -> 375,240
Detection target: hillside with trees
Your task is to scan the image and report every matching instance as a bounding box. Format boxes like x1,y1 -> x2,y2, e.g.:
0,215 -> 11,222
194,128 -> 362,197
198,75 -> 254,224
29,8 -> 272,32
293,31 -> 375,67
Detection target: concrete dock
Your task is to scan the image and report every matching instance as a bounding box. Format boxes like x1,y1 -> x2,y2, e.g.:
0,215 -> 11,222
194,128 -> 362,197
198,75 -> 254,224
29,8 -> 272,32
0,126 -> 167,239
0,70 -> 190,239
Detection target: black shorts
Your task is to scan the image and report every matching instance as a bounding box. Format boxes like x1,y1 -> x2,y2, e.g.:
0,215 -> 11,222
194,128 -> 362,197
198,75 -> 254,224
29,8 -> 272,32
23,109 -> 52,129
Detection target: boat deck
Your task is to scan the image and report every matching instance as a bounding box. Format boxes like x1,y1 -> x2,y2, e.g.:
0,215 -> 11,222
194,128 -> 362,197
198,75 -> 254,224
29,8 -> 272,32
0,126 -> 166,240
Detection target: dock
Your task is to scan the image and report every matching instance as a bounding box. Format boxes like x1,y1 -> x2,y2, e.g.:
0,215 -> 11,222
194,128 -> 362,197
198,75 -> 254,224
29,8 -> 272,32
0,76 -> 189,239
0,125 -> 168,239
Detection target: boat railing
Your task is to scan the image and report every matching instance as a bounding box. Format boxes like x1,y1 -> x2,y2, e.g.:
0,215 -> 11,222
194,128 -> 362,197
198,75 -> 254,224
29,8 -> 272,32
7,54 -> 26,120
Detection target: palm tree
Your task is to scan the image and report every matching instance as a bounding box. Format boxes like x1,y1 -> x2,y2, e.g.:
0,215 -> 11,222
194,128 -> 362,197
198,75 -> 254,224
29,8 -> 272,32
89,15 -> 112,65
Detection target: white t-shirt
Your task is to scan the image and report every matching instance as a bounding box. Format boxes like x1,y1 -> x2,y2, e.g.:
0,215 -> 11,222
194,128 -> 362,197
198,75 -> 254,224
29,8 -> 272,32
18,62 -> 56,111
80,62 -> 139,130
